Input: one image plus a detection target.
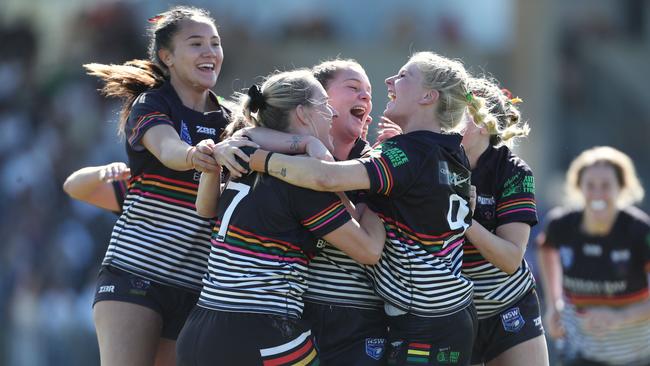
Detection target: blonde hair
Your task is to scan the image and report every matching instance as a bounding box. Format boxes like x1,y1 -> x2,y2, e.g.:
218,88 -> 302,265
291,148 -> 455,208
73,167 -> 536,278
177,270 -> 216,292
228,69 -> 322,133
469,77 -> 530,148
408,52 -> 491,132
565,146 -> 644,207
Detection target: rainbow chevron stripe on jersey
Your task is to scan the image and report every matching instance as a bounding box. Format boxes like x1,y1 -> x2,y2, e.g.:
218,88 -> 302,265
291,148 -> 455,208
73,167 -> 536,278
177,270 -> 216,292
462,145 -> 538,319
358,131 -> 474,317
103,82 -> 229,291
198,174 -> 350,318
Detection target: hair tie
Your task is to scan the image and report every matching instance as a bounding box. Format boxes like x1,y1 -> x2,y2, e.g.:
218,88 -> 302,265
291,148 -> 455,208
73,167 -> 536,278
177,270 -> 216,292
148,14 -> 164,23
465,91 -> 474,104
501,88 -> 513,100
247,85 -> 266,113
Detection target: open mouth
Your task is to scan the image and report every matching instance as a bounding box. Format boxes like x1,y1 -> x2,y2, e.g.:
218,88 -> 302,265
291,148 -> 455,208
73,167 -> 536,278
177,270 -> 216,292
350,106 -> 366,122
197,63 -> 215,72
387,91 -> 396,102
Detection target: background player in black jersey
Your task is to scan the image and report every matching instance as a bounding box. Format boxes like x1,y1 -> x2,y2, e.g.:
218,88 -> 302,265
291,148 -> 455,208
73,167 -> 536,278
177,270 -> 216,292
83,6 -> 255,366
63,162 -> 130,213
537,146 -> 650,366
176,69 -> 386,366
243,52 -> 494,366
460,78 -> 549,366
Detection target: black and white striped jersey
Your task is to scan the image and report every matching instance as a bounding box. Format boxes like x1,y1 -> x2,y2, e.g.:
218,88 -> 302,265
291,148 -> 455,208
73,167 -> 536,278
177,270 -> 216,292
103,82 -> 229,291
198,173 -> 351,318
462,145 -> 538,318
304,138 -> 383,309
358,131 -> 474,317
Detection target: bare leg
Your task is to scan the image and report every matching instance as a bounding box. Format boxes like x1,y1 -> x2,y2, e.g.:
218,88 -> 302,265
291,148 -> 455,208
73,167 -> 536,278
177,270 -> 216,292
154,338 -> 177,366
487,335 -> 549,366
94,301 -> 162,366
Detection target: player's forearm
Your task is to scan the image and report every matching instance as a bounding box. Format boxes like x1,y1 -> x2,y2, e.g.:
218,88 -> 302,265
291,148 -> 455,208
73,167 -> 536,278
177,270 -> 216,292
465,220 -> 526,275
240,127 -> 314,154
196,170 -> 221,218
537,246 -> 564,311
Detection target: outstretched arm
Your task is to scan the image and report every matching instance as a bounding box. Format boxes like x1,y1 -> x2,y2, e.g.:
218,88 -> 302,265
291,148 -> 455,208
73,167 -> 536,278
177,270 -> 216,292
63,162 -> 129,212
322,204 -> 386,265
249,150 -> 370,192
142,125 -> 219,172
237,127 -> 332,161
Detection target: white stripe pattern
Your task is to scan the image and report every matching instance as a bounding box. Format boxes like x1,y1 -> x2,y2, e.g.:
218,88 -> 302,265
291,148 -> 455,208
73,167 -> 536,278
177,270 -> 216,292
103,192 -> 212,291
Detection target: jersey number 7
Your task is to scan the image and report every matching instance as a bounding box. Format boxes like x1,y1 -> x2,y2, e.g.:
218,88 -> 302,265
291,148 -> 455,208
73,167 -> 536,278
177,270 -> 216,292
215,181 -> 250,241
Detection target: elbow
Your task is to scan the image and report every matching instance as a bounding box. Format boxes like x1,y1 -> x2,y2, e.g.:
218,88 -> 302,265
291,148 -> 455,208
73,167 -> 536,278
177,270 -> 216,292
501,264 -> 519,276
62,179 -> 80,199
62,179 -> 72,196
360,240 -> 385,265
312,165 -> 340,192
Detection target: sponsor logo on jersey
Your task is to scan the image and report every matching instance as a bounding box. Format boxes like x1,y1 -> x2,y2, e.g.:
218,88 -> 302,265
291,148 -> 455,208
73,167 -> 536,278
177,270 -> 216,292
477,195 -> 495,205
611,249 -> 631,262
383,147 -> 409,167
439,161 -> 469,187
98,285 -> 115,294
196,126 -> 217,135
180,120 -> 192,145
501,307 -> 525,333
316,238 -> 328,249
582,243 -> 602,257
365,338 -> 386,360
559,246 -> 574,268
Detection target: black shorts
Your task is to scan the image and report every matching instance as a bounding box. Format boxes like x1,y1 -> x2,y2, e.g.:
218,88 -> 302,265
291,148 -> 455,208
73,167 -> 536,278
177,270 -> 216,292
303,301 -> 388,365
176,306 -> 319,366
471,288 -> 545,364
93,265 -> 198,340
385,304 -> 478,366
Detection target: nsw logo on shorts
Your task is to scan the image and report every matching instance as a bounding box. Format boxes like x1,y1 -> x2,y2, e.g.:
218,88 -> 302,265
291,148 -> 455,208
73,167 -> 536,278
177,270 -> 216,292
501,307 -> 525,333
365,338 -> 386,361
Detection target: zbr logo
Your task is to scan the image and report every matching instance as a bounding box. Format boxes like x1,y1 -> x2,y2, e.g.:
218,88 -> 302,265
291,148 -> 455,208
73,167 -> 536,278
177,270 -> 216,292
196,125 -> 217,136
365,338 -> 385,361
501,307 -> 525,333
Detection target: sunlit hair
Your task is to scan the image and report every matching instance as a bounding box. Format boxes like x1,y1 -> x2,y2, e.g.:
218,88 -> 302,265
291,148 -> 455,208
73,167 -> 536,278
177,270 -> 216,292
408,52 -> 490,132
231,69 -> 323,132
565,146 -> 644,207
84,6 -> 216,137
312,59 -> 366,89
469,77 -> 529,148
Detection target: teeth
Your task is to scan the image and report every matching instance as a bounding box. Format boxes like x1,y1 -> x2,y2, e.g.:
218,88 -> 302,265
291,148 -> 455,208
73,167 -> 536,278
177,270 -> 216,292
590,200 -> 607,211
387,92 -> 396,101
198,63 -> 214,70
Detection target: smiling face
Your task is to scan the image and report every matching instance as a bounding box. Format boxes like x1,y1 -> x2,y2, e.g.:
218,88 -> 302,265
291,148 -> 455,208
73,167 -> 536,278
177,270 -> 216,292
303,83 -> 337,151
325,66 -> 372,142
579,163 -> 622,217
162,18 -> 223,91
384,61 -> 427,127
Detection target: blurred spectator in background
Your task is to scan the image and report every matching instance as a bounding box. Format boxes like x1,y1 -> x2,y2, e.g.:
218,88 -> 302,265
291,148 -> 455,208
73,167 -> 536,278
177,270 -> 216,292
537,146 -> 650,366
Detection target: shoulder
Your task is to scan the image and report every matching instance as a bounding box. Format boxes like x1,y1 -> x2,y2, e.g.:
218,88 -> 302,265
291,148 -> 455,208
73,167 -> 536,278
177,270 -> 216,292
496,146 -> 533,176
544,206 -> 580,227
620,206 -> 650,232
132,85 -> 172,112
